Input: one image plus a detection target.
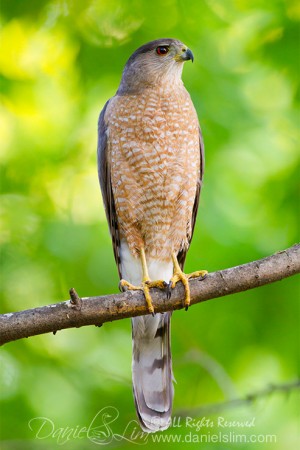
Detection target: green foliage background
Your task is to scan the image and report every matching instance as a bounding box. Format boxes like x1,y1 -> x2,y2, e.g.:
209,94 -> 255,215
0,0 -> 299,449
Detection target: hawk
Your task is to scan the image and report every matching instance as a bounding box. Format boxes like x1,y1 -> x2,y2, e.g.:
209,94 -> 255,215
97,39 -> 206,432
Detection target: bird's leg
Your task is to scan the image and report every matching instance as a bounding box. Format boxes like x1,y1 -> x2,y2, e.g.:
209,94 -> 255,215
168,252 -> 208,310
119,248 -> 167,316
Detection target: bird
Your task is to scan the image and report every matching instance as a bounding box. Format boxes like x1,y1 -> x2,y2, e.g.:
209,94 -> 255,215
97,38 -> 207,433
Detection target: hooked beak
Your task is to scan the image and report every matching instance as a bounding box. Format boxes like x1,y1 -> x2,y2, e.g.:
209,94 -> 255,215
181,48 -> 194,63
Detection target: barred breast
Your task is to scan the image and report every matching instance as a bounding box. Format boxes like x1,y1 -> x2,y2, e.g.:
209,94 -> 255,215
104,86 -> 200,261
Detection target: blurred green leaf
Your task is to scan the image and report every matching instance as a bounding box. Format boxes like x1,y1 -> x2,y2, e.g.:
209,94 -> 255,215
0,1 -> 299,449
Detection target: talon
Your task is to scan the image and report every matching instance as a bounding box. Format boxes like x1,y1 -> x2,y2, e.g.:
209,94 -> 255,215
119,280 -> 127,292
187,270 -> 208,280
170,252 -> 208,310
119,279 -> 139,292
120,275 -> 167,316
167,281 -> 172,300
147,279 -> 168,289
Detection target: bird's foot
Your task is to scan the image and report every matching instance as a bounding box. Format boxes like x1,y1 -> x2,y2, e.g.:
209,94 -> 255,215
168,268 -> 208,310
119,278 -> 168,316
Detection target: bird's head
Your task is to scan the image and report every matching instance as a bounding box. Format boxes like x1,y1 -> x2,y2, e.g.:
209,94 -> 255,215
118,39 -> 194,94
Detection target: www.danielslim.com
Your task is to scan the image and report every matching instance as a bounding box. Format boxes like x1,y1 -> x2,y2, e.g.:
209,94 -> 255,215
151,431 -> 277,444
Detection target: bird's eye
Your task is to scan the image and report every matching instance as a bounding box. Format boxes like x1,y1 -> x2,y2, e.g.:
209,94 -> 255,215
156,46 -> 169,56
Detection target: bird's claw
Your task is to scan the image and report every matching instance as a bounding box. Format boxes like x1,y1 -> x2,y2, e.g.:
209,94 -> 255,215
167,281 -> 173,300
119,278 -> 167,315
169,254 -> 208,310
119,280 -> 127,292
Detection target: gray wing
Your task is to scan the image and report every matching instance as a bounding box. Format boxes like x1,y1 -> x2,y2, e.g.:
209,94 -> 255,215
177,126 -> 204,269
97,100 -> 122,278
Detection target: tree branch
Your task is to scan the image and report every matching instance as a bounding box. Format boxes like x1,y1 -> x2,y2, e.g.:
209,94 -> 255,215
176,379 -> 300,416
1,244 -> 299,346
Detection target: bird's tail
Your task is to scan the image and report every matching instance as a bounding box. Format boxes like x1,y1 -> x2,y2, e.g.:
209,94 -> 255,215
132,312 -> 174,432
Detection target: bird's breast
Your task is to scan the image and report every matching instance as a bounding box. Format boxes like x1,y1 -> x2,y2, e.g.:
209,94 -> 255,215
105,89 -> 200,259
106,89 -> 199,161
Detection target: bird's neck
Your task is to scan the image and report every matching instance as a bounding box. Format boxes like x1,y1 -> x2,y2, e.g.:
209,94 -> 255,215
117,65 -> 184,96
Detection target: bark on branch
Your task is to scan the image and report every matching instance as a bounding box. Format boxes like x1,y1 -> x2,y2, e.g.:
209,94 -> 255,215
1,244 -> 299,346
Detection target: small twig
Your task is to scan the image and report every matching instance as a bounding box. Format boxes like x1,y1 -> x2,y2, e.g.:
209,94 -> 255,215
176,379 -> 300,416
69,288 -> 82,311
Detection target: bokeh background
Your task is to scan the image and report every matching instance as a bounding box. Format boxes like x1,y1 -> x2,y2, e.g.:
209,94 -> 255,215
0,0 -> 299,449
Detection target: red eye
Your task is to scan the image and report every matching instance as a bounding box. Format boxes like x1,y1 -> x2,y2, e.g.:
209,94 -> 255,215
156,46 -> 169,56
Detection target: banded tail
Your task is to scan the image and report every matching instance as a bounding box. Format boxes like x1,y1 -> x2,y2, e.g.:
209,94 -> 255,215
132,312 -> 174,432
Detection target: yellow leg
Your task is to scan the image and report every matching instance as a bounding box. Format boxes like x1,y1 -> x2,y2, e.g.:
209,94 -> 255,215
169,252 -> 208,310
120,248 -> 167,315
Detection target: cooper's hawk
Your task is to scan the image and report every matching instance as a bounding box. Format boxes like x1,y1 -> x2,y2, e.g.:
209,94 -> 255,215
97,39 -> 206,432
